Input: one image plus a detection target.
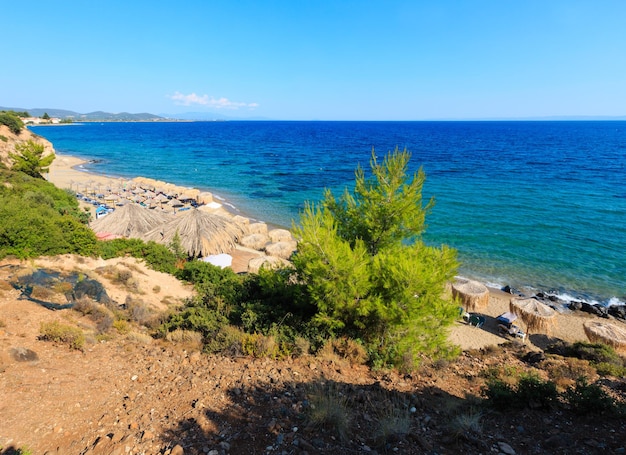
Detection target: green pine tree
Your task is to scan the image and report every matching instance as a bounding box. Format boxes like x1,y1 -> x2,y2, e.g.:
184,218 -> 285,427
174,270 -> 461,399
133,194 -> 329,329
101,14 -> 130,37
292,147 -> 459,368
10,140 -> 55,179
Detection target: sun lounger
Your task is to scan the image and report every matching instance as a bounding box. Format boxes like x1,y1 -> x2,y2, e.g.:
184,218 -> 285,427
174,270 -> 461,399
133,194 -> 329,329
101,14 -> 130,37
468,315 -> 485,328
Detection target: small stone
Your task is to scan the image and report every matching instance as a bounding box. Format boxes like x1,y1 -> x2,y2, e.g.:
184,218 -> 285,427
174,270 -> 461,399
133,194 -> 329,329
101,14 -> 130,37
131,375 -> 138,381
219,441 -> 230,450
142,430 -> 154,441
497,441 -> 516,455
170,444 -> 184,455
129,421 -> 139,430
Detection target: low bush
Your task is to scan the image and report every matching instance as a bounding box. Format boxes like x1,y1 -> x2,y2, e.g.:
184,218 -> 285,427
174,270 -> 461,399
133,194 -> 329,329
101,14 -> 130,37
482,373 -> 557,411
563,377 -> 618,415
39,321 -> 85,350
204,325 -> 244,355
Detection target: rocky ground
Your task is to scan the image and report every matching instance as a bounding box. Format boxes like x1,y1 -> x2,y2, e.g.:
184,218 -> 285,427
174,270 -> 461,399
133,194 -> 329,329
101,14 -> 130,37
1,257 -> 625,455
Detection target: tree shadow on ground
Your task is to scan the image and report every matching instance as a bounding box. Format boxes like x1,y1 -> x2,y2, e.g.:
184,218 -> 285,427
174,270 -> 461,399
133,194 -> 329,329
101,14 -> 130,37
159,376 -> 482,455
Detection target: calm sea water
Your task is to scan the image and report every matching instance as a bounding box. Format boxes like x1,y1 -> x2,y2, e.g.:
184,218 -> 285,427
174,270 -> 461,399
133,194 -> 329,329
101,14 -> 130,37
31,121 -> 626,305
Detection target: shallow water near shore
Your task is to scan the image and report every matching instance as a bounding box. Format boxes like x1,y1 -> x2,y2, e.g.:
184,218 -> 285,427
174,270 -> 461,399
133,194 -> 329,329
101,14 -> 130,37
32,121 -> 626,305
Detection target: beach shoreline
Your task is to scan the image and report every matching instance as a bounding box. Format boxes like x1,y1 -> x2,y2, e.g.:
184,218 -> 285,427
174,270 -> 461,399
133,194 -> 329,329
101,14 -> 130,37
46,152 -> 284,228
45,152 -> 626,352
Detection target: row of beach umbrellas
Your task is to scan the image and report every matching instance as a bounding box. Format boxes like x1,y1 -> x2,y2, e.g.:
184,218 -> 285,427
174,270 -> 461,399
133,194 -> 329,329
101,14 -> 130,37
453,278 -> 626,351
90,203 -> 244,257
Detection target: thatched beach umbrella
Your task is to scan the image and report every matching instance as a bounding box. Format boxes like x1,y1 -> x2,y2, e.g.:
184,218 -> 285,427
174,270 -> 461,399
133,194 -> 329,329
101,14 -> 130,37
451,277 -> 489,311
509,297 -> 557,335
583,321 -> 626,354
168,198 -> 184,208
142,208 -> 244,257
90,203 -> 173,239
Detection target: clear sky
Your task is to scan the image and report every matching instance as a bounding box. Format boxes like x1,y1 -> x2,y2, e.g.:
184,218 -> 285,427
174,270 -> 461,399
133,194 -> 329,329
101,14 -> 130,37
3,1 -> 625,120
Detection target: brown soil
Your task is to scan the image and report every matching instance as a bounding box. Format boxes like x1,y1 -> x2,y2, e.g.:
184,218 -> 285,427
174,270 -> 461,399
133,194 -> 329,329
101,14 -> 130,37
1,256 -> 625,455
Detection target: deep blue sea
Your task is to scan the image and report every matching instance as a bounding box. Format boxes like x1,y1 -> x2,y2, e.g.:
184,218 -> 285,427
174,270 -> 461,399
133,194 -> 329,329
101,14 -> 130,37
31,121 -> 626,305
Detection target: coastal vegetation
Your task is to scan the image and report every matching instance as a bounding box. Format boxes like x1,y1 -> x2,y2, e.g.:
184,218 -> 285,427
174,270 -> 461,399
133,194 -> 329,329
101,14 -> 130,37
0,169 -> 96,259
9,140 -> 55,179
0,110 -> 26,135
292,148 -> 459,367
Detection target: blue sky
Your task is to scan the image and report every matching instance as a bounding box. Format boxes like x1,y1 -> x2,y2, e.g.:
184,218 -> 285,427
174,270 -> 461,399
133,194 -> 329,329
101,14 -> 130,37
3,1 -> 625,120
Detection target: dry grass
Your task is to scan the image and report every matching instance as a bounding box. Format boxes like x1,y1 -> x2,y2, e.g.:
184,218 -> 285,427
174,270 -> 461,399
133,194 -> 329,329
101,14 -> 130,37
306,381 -> 351,441
39,320 -> 85,350
371,392 -> 412,448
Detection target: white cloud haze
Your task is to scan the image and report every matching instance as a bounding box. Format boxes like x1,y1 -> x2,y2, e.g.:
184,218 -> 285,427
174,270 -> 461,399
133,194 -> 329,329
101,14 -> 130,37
169,92 -> 259,110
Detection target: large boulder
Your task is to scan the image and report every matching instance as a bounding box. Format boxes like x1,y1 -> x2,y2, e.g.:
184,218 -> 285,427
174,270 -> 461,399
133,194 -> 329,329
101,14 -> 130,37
265,241 -> 297,260
268,228 -> 293,243
240,233 -> 270,250
247,256 -> 291,274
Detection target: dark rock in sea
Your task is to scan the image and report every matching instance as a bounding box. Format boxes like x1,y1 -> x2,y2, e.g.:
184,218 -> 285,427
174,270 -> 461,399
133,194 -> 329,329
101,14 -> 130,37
581,302 -> 609,318
608,305 -> 626,320
503,286 -> 523,296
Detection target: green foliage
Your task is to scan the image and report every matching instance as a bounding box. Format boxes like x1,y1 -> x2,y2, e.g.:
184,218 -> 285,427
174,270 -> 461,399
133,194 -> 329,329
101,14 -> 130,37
9,139 -> 55,178
96,238 -> 178,274
168,230 -> 187,260
39,321 -> 85,350
0,170 -> 98,259
158,300 -> 229,342
482,373 -> 557,411
177,260 -> 245,306
563,377 -> 619,415
0,111 -> 24,134
481,379 -> 517,411
292,148 -> 458,368
547,341 -> 626,377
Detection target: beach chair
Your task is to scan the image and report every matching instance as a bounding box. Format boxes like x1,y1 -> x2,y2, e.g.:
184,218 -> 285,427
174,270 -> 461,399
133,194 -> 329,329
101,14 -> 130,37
468,315 -> 485,328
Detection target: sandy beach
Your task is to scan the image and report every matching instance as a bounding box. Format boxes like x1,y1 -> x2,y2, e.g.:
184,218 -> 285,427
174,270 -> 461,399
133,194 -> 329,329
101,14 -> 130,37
46,153 -> 623,352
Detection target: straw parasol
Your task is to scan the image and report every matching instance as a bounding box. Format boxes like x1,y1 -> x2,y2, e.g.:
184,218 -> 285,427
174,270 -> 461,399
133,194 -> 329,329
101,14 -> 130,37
451,277 -> 489,311
90,203 -> 173,239
142,208 -> 245,257
509,297 -> 557,335
583,321 -> 626,353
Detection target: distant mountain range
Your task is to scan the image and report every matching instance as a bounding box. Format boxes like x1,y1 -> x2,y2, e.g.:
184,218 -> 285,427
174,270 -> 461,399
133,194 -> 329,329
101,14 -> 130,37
0,107 -> 165,121
1,107 -> 270,122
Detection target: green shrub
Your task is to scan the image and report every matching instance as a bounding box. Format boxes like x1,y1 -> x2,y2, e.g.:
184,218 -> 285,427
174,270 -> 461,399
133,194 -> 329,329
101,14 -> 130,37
564,377 -> 618,415
516,373 -> 558,409
39,321 -> 85,350
158,303 -> 228,341
97,238 -> 178,274
0,170 -> 96,259
482,379 -> 517,411
482,373 -> 557,411
0,112 -> 24,134
594,362 -> 626,378
204,325 -> 245,355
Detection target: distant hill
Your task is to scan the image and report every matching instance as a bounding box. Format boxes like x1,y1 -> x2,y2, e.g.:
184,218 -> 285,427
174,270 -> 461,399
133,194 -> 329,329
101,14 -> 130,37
0,107 -> 165,122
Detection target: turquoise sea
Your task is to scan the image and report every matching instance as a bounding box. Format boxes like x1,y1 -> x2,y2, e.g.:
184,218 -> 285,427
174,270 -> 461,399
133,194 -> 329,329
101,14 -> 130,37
31,121 -> 626,305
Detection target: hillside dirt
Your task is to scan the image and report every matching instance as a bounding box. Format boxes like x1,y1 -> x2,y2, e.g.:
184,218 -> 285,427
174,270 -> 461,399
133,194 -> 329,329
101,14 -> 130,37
0,124 -> 55,169
1,256 -> 625,455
